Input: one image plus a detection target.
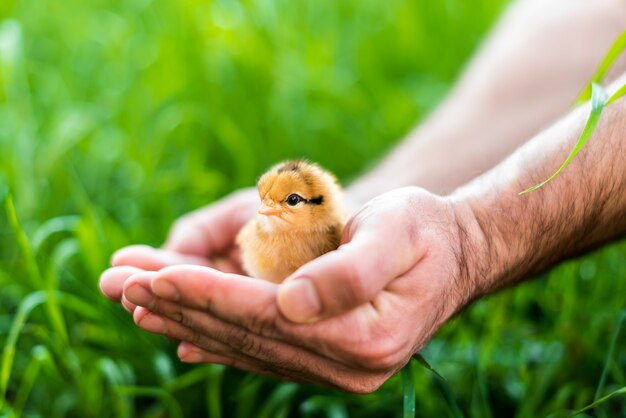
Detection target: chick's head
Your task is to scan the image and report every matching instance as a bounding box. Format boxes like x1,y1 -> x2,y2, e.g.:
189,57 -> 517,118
255,160 -> 345,232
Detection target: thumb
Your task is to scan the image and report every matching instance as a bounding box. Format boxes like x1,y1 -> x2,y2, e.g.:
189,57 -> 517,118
277,230 -> 415,323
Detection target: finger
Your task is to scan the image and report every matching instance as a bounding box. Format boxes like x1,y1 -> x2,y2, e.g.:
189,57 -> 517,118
164,189 -> 258,256
148,265 -> 280,328
111,245 -> 211,270
132,308 -> 316,385
99,266 -> 144,301
124,272 -> 287,345
131,304 -> 390,392
277,222 -> 418,323
176,342 -> 313,385
145,265 -> 322,343
124,265 -> 399,369
133,307 -> 329,384
143,266 -> 298,342
124,276 -> 399,373
133,306 -> 151,324
123,271 -> 159,310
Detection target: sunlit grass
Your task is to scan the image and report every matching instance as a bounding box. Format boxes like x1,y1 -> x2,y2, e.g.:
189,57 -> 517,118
1,0 -> 625,416
520,30 -> 626,195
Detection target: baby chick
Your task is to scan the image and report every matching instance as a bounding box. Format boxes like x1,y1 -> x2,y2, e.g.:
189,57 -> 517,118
236,160 -> 346,283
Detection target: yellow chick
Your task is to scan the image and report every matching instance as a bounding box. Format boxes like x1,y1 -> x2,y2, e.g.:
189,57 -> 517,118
236,160 -> 346,283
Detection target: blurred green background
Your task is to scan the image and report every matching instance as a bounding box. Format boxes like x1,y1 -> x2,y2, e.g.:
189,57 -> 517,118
1,0 -> 625,417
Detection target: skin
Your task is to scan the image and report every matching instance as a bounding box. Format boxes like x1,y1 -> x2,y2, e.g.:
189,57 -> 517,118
349,0 -> 626,200
100,0 -> 626,393
104,188 -> 466,392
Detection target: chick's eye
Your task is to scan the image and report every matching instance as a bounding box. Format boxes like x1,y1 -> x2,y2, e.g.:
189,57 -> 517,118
286,194 -> 303,206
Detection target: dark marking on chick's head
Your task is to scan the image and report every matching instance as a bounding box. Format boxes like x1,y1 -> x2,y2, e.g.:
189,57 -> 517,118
307,195 -> 324,205
277,161 -> 301,173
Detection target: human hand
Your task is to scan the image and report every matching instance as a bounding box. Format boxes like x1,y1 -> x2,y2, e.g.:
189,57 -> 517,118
106,187 -> 481,392
99,188 -> 259,311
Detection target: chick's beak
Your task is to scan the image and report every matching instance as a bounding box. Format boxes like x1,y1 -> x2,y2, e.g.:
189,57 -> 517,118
258,199 -> 283,216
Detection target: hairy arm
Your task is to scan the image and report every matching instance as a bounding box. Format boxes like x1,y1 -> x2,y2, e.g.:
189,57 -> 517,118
349,0 -> 626,200
454,75 -> 626,302
103,76 -> 626,393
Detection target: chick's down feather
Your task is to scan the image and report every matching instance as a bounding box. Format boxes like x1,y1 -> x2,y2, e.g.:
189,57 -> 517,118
236,160 -> 346,283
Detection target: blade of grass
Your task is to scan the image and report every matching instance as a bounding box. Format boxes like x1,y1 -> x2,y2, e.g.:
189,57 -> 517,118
164,365 -> 215,392
0,291 -> 48,410
99,358 -> 133,418
32,215 -> 80,252
519,83 -> 607,195
11,346 -> 49,417
153,351 -> 175,385
433,375 -> 466,418
67,168 -> 111,278
413,353 -> 447,381
521,27 -> 626,195
4,195 -> 68,344
473,365 -> 493,418
606,83 -> 626,105
205,365 -> 225,418
55,291 -> 102,319
402,362 -> 416,418
575,30 -> 626,104
117,386 -> 183,418
299,396 -> 348,418
593,310 -> 626,418
234,376 -> 263,418
4,195 -> 43,290
573,386 -> 626,416
257,383 -> 298,418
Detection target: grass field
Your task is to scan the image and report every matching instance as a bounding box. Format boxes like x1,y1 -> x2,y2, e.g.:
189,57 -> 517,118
1,0 -> 626,417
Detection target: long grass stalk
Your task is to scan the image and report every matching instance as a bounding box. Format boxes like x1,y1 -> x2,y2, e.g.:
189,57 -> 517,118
402,361 -> 415,418
117,386 -> 184,418
0,291 -> 48,410
574,386 -> 626,416
4,196 -> 68,344
521,30 -> 626,194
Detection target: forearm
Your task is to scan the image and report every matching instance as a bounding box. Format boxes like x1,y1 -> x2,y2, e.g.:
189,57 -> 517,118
349,0 -> 626,201
452,75 -> 626,302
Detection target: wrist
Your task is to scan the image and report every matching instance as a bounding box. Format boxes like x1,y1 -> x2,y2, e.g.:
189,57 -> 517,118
448,187 -> 549,304
446,197 -> 497,309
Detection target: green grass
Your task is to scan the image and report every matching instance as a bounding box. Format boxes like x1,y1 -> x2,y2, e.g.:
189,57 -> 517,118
521,30 -> 626,194
1,0 -> 625,416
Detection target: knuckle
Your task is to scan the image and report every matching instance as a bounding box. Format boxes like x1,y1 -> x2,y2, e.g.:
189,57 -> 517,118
240,335 -> 262,357
178,309 -> 196,329
149,298 -> 189,326
147,297 -> 160,313
246,303 -> 278,338
225,326 -> 261,356
188,330 -> 203,346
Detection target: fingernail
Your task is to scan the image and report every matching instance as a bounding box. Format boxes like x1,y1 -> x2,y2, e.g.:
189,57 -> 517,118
178,344 -> 203,363
125,283 -> 154,308
277,278 -> 321,323
180,351 -> 203,363
152,278 -> 180,301
137,313 -> 165,334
